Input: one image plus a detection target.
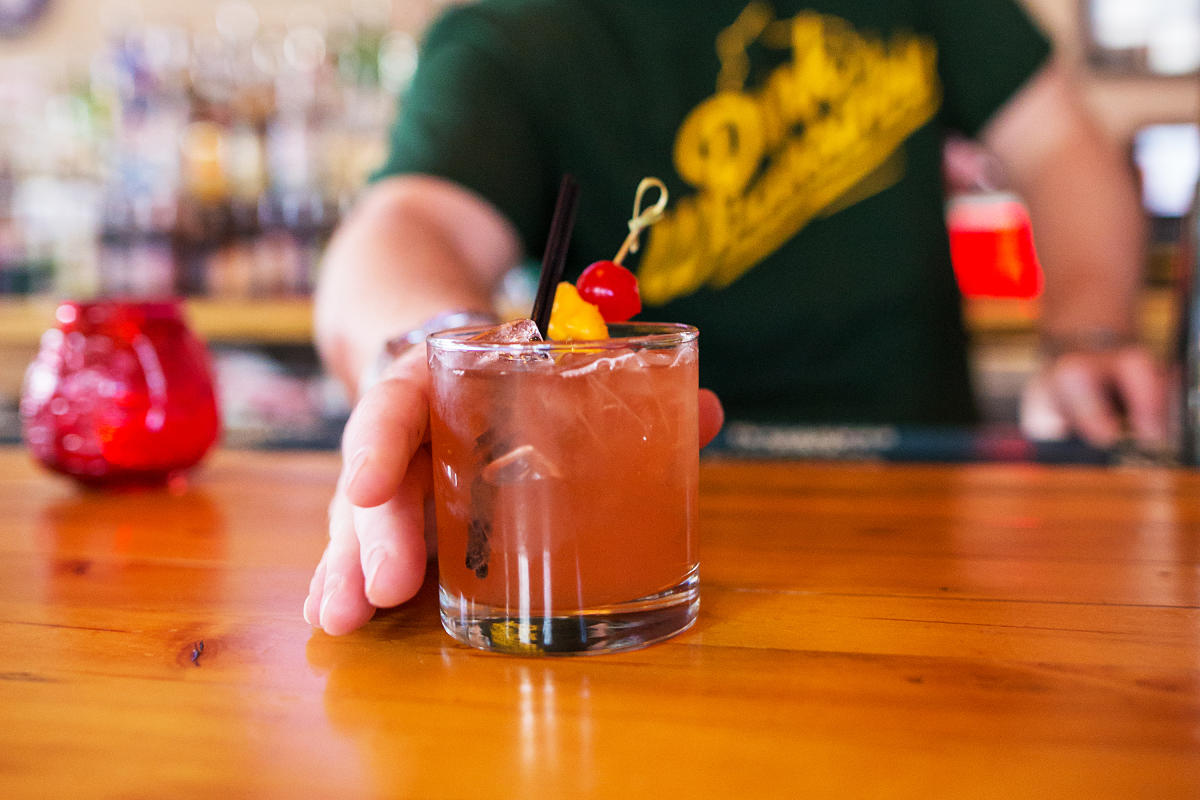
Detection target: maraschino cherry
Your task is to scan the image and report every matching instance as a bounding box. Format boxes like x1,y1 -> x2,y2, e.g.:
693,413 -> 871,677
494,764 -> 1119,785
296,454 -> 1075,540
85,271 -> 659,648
576,260 -> 642,322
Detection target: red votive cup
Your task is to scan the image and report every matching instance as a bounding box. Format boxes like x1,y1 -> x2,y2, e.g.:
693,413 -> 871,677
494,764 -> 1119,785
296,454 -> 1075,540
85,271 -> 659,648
20,298 -> 220,487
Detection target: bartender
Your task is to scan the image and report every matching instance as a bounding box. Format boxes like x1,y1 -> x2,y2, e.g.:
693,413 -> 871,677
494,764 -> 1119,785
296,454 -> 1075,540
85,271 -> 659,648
305,0 -> 1166,634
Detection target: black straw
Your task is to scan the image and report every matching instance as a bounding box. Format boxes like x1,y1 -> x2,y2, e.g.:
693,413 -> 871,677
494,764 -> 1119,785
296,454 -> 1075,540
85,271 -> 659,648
531,175 -> 580,337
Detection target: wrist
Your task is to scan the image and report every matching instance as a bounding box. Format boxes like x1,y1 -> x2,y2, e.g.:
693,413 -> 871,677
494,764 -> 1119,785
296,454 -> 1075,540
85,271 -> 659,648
1039,327 -> 1138,360
359,309 -> 499,394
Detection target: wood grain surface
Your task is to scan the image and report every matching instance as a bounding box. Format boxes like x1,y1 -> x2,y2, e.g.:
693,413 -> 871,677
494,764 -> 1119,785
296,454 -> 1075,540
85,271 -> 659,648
1,447 -> 1197,799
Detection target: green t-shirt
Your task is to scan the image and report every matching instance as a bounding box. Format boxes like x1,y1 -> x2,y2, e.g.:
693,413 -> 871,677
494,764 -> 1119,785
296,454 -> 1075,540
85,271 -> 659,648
374,0 -> 1052,424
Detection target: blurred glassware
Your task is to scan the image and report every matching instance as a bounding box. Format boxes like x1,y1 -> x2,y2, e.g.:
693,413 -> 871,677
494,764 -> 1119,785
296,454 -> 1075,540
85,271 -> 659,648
20,298 -> 220,486
946,192 -> 1043,300
1134,123 -> 1200,220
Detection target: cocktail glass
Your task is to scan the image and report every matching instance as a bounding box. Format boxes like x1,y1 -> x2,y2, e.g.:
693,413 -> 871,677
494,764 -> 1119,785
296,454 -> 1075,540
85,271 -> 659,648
427,322 -> 699,655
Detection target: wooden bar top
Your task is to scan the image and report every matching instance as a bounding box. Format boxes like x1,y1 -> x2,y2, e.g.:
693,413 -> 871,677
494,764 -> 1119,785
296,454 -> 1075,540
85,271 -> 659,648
1,447 -> 1198,798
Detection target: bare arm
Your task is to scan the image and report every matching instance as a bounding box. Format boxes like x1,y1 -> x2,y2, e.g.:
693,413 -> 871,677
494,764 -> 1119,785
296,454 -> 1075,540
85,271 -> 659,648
981,59 -> 1144,344
981,59 -> 1166,448
304,175 -> 520,634
305,173 -> 725,634
314,174 -> 523,398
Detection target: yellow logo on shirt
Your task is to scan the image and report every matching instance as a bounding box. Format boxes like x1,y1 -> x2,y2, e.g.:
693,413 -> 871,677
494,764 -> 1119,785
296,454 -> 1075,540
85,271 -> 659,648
637,3 -> 941,304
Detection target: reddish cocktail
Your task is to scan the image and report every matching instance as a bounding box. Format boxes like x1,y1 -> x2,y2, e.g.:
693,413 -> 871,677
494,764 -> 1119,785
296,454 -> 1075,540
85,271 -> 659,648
427,322 -> 699,654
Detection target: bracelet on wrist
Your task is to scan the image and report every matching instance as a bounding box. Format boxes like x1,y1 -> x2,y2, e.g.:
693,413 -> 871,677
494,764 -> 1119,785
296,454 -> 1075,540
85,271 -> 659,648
1039,328 -> 1137,359
360,309 -> 499,393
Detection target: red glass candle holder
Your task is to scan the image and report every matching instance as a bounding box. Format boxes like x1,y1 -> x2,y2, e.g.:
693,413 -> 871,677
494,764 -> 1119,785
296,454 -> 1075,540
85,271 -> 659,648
20,298 -> 220,486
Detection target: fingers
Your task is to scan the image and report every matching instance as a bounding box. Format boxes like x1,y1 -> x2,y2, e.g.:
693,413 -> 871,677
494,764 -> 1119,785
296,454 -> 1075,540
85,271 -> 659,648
314,493 -> 377,635
341,347 -> 431,508
698,388 -> 724,448
1019,371 -> 1071,442
356,446 -> 432,607
1022,346 -> 1168,450
1110,347 -> 1168,447
305,347 -> 437,634
1047,353 -> 1124,448
307,406 -> 435,634
302,549 -> 327,626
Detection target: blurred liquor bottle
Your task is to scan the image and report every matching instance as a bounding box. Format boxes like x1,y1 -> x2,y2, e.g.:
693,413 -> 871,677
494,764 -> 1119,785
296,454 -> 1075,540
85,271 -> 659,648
0,158 -> 52,294
94,24 -> 190,299
174,117 -> 233,297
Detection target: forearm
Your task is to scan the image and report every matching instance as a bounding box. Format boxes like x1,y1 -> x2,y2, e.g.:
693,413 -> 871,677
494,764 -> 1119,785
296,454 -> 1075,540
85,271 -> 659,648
982,61 -> 1146,345
1017,128 -> 1145,344
314,176 -> 521,397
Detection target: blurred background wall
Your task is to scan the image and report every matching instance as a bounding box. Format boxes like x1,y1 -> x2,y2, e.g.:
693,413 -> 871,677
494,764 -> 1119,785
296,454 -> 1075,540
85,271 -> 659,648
0,1 -> 460,445
1,0 -> 443,68
0,0 -> 1197,447
1023,0 -> 1198,139
5,1 -> 1195,137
